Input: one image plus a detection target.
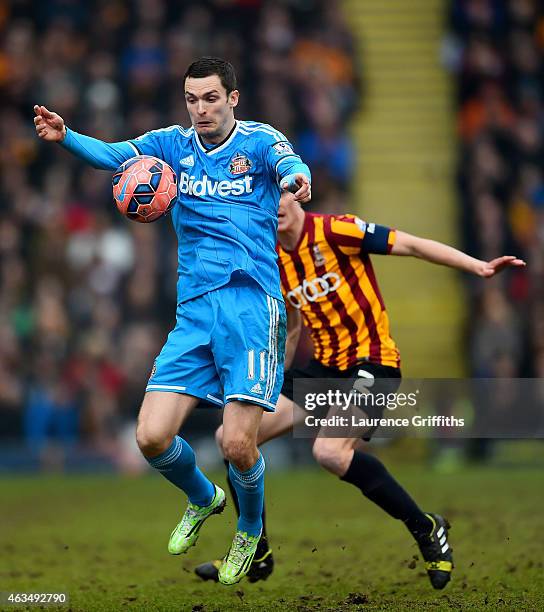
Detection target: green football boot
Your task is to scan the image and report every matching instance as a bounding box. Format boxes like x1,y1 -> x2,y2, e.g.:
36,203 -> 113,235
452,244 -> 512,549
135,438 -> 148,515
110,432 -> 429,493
194,536 -> 274,582
168,485 -> 226,555
218,530 -> 261,585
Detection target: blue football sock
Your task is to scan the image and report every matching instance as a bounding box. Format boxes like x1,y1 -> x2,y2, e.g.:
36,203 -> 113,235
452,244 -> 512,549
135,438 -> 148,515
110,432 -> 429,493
228,453 -> 265,536
146,436 -> 215,507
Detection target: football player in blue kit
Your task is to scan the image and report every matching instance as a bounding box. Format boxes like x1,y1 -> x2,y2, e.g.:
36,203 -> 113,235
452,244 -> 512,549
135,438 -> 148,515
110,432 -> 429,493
34,57 -> 311,585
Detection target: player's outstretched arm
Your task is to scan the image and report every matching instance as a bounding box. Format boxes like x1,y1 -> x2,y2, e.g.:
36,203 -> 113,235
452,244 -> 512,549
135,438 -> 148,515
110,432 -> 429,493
391,231 -> 526,277
33,104 -> 139,171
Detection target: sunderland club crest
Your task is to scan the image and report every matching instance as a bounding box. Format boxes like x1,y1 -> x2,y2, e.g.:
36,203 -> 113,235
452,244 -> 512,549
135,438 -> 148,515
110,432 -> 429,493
229,153 -> 252,175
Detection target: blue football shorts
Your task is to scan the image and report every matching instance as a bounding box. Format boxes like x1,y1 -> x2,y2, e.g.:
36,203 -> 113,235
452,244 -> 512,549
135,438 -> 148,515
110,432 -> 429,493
146,273 -> 287,412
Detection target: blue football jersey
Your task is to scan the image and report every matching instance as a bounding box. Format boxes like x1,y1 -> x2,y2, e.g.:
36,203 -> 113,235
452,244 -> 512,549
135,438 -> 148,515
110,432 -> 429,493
126,121 -> 308,303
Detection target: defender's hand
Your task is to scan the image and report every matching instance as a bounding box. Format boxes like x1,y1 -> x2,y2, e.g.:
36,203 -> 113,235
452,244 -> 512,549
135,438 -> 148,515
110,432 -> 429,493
33,105 -> 66,142
477,255 -> 526,277
281,173 -> 311,204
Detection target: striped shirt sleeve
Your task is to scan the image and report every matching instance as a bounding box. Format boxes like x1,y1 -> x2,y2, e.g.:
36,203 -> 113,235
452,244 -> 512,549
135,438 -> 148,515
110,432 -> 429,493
329,215 -> 395,255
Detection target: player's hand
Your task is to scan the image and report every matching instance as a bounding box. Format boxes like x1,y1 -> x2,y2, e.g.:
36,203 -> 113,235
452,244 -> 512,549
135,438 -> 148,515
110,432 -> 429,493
477,255 -> 526,277
33,105 -> 66,142
281,173 -> 311,204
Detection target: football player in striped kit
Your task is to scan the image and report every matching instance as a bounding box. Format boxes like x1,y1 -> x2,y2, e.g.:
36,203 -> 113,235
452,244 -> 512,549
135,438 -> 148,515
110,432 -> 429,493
196,192 -> 524,588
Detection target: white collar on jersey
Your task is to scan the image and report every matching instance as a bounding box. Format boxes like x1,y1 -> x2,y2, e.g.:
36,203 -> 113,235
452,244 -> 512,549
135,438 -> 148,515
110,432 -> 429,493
194,120 -> 240,156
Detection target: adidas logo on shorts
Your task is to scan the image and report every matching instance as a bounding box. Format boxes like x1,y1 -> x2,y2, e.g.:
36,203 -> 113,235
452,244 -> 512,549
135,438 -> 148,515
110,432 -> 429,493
250,382 -> 263,394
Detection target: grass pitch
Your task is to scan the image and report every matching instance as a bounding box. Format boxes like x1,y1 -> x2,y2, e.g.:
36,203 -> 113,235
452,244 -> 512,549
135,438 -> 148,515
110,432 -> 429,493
1,461 -> 543,611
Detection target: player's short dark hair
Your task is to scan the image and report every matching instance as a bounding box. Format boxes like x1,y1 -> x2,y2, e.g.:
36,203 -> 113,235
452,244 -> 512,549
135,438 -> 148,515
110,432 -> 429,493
183,57 -> 237,95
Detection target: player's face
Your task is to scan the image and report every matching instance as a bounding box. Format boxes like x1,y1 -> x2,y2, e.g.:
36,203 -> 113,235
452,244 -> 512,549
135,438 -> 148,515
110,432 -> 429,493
278,192 -> 300,233
184,75 -> 239,143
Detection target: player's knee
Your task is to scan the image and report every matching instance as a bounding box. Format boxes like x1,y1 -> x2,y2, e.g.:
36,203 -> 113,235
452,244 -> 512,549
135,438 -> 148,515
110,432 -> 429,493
312,438 -> 345,475
222,435 -> 254,468
135,423 -> 172,457
215,425 -> 225,455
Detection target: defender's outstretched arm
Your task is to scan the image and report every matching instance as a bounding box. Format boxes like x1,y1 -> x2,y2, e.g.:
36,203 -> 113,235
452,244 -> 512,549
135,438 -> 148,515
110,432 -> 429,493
391,230 -> 526,277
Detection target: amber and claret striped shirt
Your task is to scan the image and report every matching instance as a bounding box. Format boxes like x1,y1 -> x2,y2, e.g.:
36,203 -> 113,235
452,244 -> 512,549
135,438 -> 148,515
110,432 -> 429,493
277,212 -> 401,371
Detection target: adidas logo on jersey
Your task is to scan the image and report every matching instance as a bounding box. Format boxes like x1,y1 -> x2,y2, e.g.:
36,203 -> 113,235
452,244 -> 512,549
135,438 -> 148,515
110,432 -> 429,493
179,155 -> 194,167
250,382 -> 263,394
179,172 -> 253,197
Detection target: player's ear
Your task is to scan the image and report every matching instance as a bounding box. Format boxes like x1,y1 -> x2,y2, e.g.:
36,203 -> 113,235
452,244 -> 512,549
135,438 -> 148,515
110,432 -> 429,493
228,90 -> 239,109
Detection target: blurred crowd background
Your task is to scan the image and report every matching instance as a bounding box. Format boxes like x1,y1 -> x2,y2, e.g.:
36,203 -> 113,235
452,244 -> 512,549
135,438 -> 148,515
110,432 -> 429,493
444,0 -> 543,380
0,0 -> 360,469
0,0 -> 539,471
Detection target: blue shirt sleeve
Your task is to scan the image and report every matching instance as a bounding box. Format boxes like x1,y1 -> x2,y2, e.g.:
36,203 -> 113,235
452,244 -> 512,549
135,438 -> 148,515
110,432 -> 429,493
60,128 -> 141,171
128,127 -> 175,160
60,126 -> 176,171
259,128 -> 311,184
